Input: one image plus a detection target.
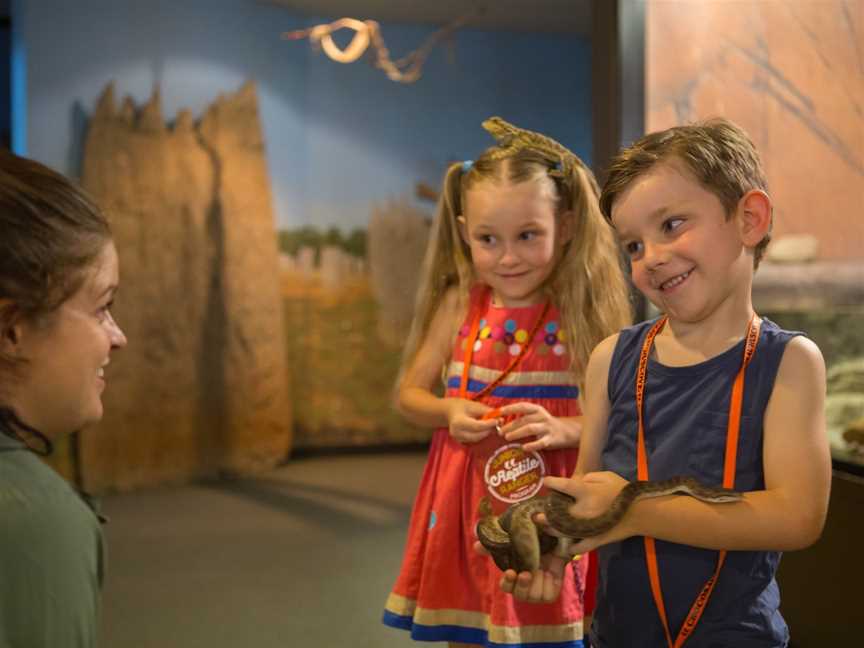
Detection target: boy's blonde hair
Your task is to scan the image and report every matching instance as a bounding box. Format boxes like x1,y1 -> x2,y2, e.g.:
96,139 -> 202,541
401,119 -> 632,382
599,118 -> 771,268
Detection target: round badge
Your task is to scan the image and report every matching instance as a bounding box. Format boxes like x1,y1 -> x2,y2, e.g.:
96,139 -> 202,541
483,443 -> 546,504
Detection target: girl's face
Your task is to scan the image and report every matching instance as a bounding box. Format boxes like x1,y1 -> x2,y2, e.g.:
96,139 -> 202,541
461,178 -> 565,307
7,241 -> 127,437
611,161 -> 752,324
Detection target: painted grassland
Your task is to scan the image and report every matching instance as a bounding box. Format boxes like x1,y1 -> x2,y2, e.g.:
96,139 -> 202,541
282,269 -> 429,448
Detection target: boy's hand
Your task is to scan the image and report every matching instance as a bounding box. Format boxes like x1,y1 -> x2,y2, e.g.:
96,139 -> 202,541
544,472 -> 633,553
497,402 -> 581,451
444,398 -> 498,444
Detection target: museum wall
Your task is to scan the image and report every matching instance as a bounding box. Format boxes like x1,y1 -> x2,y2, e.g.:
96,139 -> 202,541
14,0 -> 594,488
646,0 -> 863,261
18,0 -> 593,231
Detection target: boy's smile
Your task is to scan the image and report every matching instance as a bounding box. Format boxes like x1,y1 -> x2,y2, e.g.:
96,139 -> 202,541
611,160 -> 753,325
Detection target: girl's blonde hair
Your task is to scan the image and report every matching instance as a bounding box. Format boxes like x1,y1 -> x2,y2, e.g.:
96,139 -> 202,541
401,120 -> 632,383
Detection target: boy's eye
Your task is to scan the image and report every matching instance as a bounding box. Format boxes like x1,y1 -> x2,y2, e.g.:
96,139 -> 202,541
662,217 -> 684,233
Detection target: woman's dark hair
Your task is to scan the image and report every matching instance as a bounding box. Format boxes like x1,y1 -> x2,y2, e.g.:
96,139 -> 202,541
0,149 -> 111,366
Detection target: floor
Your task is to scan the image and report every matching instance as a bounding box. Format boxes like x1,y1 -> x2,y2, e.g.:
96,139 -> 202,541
95,447 -> 836,647
99,451 -> 426,648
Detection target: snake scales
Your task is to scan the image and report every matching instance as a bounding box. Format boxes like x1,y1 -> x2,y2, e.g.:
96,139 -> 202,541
476,477 -> 742,573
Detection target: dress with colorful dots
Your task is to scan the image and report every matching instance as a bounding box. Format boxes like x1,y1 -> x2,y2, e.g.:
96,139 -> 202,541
383,285 -> 587,648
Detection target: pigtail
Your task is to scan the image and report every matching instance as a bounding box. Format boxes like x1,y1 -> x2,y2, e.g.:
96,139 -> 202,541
398,162 -> 474,378
548,161 -> 632,383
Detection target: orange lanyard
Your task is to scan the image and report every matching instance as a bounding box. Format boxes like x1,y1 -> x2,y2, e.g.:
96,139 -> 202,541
458,287 -> 550,403
635,314 -> 761,648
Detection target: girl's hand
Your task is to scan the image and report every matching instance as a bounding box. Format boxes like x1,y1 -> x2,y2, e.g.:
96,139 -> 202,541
444,398 -> 499,444
499,553 -> 569,603
497,403 -> 581,451
473,538 -> 568,603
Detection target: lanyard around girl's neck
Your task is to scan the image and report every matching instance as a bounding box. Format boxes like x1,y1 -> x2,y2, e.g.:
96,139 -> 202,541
635,313 -> 761,648
458,287 -> 550,402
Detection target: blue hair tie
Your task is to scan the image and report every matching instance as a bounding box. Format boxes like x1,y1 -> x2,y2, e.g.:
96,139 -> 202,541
462,160 -> 473,173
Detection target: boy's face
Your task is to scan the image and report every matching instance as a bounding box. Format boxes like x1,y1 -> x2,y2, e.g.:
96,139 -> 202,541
610,160 -> 753,324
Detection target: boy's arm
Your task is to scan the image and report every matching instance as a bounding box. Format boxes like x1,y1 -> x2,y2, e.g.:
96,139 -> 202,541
572,334 -> 617,475
573,335 -> 831,553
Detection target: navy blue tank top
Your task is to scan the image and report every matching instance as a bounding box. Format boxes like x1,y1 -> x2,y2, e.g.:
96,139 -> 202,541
591,318 -> 799,648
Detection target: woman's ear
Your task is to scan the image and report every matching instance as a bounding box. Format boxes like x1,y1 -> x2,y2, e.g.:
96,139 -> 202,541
0,300 -> 24,358
737,190 -> 772,247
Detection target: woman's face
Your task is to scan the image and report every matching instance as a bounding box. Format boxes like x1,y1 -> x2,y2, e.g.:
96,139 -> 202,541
9,241 -> 127,437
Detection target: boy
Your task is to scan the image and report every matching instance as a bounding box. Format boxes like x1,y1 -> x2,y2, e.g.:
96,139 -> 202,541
496,119 -> 830,647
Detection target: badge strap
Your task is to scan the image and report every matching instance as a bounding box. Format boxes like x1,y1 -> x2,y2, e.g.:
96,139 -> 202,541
635,314 -> 760,648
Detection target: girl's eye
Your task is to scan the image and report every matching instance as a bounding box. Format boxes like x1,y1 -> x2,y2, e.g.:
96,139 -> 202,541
519,230 -> 538,241
477,234 -> 496,245
624,241 -> 643,257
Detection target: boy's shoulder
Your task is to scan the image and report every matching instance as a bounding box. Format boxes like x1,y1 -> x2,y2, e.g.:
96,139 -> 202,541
606,318 -> 659,356
772,330 -> 825,385
591,329 -> 625,359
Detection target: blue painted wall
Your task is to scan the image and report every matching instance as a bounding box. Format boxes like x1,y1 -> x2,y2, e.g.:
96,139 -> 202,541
16,0 -> 591,229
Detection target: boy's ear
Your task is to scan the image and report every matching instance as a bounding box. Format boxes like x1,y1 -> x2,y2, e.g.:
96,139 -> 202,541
456,215 -> 469,245
737,190 -> 772,247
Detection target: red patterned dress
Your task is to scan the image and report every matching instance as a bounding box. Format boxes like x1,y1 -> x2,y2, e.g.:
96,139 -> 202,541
383,286 -> 588,647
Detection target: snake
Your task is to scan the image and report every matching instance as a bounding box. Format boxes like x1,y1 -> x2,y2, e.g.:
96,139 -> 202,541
476,477 -> 742,573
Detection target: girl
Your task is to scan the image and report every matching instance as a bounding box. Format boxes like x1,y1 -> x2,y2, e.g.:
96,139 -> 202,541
0,150 -> 127,647
382,118 -> 631,648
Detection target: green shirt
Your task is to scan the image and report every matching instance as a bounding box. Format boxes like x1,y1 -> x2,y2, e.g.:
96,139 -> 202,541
0,433 -> 103,648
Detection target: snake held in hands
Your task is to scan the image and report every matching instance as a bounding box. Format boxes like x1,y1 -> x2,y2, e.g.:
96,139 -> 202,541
476,476 -> 742,573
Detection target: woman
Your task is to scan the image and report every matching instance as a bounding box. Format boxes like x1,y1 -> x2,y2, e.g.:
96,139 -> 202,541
0,150 -> 127,647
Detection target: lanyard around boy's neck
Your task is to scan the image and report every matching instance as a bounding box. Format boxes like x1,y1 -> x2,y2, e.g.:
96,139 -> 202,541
635,313 -> 761,648
458,287 -> 550,402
